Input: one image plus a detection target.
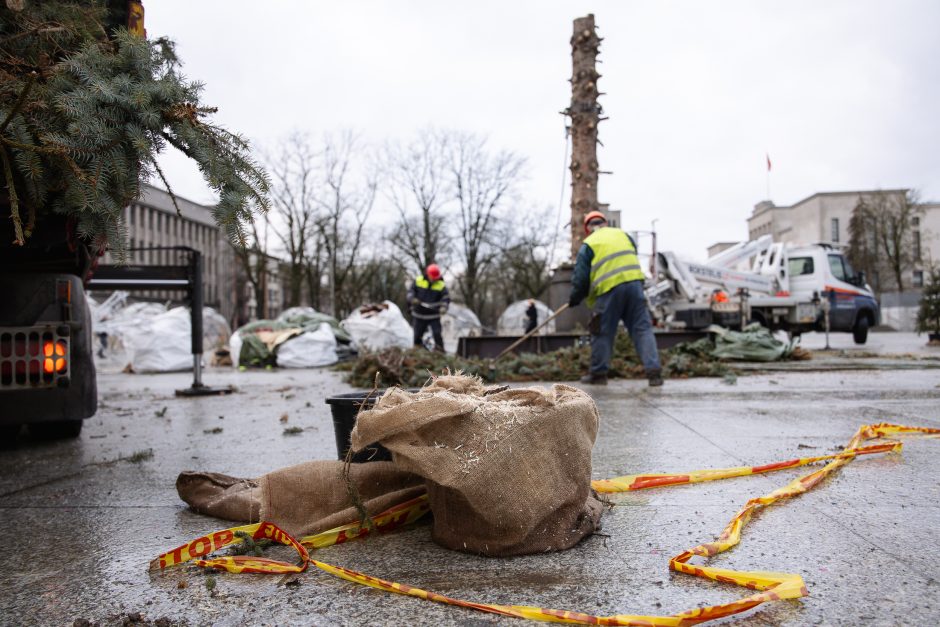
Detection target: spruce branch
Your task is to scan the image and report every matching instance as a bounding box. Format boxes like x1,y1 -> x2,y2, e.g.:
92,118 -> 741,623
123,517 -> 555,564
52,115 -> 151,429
1,135 -> 93,189
0,145 -> 25,245
0,72 -> 36,134
1,14 -> 268,251
150,158 -> 181,216
0,26 -> 67,48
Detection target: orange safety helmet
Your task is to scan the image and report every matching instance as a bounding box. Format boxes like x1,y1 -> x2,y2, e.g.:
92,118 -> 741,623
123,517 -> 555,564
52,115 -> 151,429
425,263 -> 442,281
583,210 -> 607,235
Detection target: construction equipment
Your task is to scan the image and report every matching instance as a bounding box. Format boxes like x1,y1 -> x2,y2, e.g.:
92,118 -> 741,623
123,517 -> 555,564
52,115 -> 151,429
647,236 -> 880,344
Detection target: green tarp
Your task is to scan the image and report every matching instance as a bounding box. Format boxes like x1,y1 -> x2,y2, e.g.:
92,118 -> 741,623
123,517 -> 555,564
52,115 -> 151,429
707,323 -> 796,362
277,308 -> 352,344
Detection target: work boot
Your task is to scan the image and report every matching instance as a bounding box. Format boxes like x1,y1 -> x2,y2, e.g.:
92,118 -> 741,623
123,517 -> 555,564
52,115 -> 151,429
580,372 -> 608,385
647,370 -> 664,387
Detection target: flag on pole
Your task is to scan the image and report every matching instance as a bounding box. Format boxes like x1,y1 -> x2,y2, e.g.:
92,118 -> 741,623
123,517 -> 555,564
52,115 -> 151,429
766,153 -> 772,172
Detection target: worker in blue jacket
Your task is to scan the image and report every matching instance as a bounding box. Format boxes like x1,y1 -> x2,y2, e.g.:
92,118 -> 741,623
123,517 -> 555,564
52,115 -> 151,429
407,263 -> 450,352
568,211 -> 663,386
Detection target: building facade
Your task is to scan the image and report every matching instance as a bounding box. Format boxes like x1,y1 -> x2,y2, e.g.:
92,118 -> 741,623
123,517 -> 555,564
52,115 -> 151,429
743,189 -> 940,331
94,183 -> 284,327
746,190 -> 940,289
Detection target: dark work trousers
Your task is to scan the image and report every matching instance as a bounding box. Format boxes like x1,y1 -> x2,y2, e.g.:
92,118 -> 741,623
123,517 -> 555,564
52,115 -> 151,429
590,280 -> 661,375
413,316 -> 444,351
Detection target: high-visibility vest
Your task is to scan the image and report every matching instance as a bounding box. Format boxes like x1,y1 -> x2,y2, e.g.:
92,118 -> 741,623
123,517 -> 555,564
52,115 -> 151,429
584,227 -> 645,306
414,275 -> 445,292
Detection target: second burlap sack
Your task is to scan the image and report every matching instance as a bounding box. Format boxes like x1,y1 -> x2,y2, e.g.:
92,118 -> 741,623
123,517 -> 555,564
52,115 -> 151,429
350,374 -> 604,556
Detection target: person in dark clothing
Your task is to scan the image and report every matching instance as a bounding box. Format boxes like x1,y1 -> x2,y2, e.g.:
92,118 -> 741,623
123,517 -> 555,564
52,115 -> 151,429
407,263 -> 450,352
569,211 -> 663,387
524,299 -> 538,334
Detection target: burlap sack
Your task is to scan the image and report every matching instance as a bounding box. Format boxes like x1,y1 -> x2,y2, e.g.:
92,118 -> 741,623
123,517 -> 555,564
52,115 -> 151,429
177,460 -> 425,538
350,375 -> 604,556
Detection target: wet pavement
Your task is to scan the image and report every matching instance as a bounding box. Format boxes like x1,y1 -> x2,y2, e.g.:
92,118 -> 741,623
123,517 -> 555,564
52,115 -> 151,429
1,332 -> 939,626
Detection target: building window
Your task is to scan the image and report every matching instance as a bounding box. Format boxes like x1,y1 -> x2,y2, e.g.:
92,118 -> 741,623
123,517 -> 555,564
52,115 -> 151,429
831,218 -> 839,243
912,216 -> 920,227
913,270 -> 924,288
914,230 -> 921,261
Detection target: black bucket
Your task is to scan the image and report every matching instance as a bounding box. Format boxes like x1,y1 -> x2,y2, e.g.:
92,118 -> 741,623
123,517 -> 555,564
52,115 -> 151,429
324,392 -> 392,463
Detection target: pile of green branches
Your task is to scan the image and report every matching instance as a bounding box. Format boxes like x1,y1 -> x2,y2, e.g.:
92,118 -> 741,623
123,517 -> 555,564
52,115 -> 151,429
336,332 -> 733,388
0,1 -> 268,256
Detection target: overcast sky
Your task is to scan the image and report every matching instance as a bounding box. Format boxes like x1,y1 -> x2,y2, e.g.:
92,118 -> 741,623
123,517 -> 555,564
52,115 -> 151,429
146,1 -> 940,261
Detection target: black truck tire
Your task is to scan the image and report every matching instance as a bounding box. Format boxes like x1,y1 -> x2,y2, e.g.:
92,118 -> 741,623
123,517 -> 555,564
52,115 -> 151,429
852,316 -> 869,345
27,420 -> 83,440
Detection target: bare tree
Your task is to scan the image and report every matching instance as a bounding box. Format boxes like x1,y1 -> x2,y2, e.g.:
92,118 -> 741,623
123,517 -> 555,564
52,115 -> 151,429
384,130 -> 452,271
474,206 -> 557,325
499,208 -> 557,299
449,132 -> 526,314
315,131 -> 378,317
345,234 -> 412,311
232,212 -> 271,321
848,189 -> 924,294
264,133 -> 320,307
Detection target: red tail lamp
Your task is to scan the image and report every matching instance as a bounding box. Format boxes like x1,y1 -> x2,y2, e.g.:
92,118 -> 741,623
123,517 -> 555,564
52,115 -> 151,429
43,341 -> 68,374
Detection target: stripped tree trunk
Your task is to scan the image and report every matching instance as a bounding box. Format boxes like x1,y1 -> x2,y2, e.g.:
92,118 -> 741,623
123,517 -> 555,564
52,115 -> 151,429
566,14 -> 602,260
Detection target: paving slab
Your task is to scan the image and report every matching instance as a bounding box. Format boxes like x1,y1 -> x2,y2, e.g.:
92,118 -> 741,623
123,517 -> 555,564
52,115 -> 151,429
0,363 -> 938,626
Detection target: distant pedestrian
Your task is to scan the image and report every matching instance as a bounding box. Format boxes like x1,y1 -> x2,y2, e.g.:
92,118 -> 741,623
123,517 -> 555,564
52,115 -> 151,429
407,263 -> 450,352
524,299 -> 538,334
568,211 -> 663,387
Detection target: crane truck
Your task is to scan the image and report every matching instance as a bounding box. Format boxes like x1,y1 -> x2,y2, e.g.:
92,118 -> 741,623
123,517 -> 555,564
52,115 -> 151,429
647,235 -> 880,344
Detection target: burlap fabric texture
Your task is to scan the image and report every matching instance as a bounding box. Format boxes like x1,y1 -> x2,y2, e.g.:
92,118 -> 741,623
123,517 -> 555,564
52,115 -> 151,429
351,375 -> 604,556
177,461 -> 424,539
177,375 -> 604,556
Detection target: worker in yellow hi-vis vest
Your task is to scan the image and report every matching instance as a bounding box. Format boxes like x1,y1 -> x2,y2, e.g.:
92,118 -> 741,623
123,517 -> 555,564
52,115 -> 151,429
568,211 -> 663,387
407,263 -> 450,352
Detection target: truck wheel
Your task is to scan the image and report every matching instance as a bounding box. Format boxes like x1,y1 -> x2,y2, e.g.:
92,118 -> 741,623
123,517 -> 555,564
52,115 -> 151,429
27,420 -> 83,440
852,316 -> 869,345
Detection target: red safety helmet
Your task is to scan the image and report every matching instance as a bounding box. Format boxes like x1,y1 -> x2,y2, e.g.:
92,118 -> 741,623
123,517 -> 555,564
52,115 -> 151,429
425,263 -> 442,281
583,210 -> 607,235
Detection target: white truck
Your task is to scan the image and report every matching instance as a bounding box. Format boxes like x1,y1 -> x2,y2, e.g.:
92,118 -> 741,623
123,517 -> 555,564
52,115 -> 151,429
646,235 -> 880,344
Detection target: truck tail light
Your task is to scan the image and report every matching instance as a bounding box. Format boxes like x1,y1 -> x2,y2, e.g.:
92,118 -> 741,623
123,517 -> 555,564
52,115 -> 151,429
43,341 -> 68,374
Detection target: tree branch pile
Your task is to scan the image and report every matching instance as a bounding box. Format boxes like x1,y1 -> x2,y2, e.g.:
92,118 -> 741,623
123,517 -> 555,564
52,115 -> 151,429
0,1 -> 268,255
336,332 -> 742,388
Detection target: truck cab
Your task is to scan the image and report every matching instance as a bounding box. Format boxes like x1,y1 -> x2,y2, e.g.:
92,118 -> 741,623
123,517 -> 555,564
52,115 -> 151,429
785,244 -> 880,342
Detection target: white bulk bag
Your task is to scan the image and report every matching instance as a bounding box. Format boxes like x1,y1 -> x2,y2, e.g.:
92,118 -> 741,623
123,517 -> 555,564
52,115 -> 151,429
125,307 -> 193,373
276,323 -> 338,368
341,300 -> 413,351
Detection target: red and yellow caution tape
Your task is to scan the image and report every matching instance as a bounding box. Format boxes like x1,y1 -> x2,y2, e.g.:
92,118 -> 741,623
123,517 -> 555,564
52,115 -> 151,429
152,423 -> 939,625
